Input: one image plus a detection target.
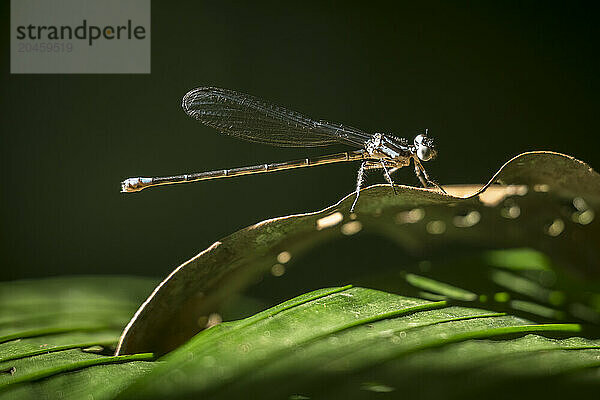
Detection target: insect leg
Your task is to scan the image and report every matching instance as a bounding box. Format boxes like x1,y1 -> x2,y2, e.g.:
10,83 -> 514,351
413,159 -> 429,188
351,161 -> 367,212
413,157 -> 447,194
381,161 -> 398,195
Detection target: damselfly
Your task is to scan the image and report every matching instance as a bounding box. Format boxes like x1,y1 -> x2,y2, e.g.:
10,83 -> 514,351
121,87 -> 445,211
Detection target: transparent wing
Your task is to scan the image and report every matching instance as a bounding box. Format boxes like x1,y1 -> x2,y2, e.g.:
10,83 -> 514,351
181,87 -> 371,148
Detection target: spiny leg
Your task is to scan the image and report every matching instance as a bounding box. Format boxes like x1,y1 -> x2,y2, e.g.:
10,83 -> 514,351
414,161 -> 429,188
414,158 -> 447,194
420,165 -> 447,194
381,161 -> 398,195
351,161 -> 367,212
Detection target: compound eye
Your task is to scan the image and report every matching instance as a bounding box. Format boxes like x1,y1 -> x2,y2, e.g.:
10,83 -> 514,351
414,134 -> 425,146
417,145 -> 433,161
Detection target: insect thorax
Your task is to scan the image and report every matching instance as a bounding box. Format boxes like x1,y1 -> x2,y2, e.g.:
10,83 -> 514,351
365,133 -> 412,165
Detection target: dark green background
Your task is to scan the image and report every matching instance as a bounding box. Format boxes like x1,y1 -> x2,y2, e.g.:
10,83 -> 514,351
1,1 -> 598,281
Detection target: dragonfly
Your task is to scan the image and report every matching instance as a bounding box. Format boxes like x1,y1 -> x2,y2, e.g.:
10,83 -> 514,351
121,87 -> 446,211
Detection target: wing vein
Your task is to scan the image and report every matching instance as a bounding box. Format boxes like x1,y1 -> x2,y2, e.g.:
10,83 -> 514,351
181,87 -> 371,148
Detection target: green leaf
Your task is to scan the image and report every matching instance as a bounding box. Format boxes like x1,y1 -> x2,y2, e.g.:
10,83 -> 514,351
1,151 -> 598,399
116,151 -> 600,356
119,285 -> 600,399
0,277 -> 157,399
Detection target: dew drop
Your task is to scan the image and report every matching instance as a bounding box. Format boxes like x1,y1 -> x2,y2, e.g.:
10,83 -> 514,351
426,220 -> 446,234
545,218 -> 565,237
395,208 -> 425,224
573,209 -> 594,225
277,251 -> 292,264
573,197 -> 589,212
500,204 -> 520,219
341,221 -> 362,235
453,210 -> 481,227
316,212 -> 343,230
271,264 -> 286,277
